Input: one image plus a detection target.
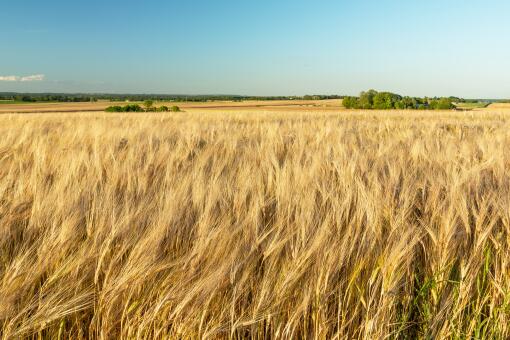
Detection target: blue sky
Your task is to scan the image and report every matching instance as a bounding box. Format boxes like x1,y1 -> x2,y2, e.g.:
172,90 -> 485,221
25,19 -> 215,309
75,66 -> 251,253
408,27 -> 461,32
1,0 -> 509,97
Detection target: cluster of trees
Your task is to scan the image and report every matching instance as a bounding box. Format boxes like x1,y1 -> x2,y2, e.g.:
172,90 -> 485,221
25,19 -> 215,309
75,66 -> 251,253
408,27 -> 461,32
105,101 -> 181,113
343,90 -> 457,110
105,105 -> 145,112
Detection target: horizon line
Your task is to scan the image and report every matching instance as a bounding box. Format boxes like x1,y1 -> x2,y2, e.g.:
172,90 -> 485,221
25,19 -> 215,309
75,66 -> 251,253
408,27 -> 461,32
0,91 -> 507,100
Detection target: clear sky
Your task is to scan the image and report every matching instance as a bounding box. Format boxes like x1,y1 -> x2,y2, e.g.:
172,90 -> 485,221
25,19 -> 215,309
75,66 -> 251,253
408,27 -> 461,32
1,0 -> 509,97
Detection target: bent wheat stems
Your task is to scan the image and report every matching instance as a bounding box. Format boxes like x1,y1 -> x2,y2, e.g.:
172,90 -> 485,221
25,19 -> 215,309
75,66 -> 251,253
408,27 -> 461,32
1,111 -> 510,339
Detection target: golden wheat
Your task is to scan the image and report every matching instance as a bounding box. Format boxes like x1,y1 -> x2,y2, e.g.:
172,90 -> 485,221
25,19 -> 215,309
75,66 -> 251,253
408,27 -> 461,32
1,110 -> 510,339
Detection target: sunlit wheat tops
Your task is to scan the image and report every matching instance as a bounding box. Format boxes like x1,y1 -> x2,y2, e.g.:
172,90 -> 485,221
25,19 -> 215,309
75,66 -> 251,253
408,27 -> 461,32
1,110 -> 510,339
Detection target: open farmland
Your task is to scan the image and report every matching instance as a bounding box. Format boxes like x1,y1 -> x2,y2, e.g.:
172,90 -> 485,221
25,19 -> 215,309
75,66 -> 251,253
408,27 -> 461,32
0,99 -> 343,114
1,109 -> 510,339
1,99 -> 507,115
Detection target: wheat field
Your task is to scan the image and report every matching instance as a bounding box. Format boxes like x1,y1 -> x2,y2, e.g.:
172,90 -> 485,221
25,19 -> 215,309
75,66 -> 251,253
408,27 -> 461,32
1,110 -> 510,339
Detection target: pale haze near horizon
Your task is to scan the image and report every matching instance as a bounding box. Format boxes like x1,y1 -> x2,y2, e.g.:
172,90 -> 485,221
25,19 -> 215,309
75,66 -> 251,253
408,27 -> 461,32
1,0 -> 509,98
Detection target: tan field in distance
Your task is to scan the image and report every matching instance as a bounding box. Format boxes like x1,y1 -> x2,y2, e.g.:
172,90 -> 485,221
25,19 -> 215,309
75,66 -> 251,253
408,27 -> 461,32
483,102 -> 510,109
1,98 -> 508,115
1,109 -> 510,338
0,99 -> 343,114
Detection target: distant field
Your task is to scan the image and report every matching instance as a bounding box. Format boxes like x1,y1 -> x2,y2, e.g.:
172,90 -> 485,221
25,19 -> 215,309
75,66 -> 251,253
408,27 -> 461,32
487,102 -> 510,109
0,99 -> 343,113
0,100 -> 25,104
3,99 -> 510,115
454,102 -> 490,110
2,110 -> 510,339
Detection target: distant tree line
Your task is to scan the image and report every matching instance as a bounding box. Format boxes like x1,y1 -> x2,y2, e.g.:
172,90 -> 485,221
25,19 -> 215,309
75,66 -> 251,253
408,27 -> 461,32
343,90 -> 463,110
104,94 -> 343,102
0,93 -> 98,102
0,92 -> 342,103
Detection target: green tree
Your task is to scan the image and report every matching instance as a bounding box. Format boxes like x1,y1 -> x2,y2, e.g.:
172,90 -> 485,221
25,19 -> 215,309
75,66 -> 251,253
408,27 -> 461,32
358,89 -> 377,109
144,100 -> 154,111
105,106 -> 123,112
342,96 -> 359,109
430,98 -> 454,110
373,92 -> 401,109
